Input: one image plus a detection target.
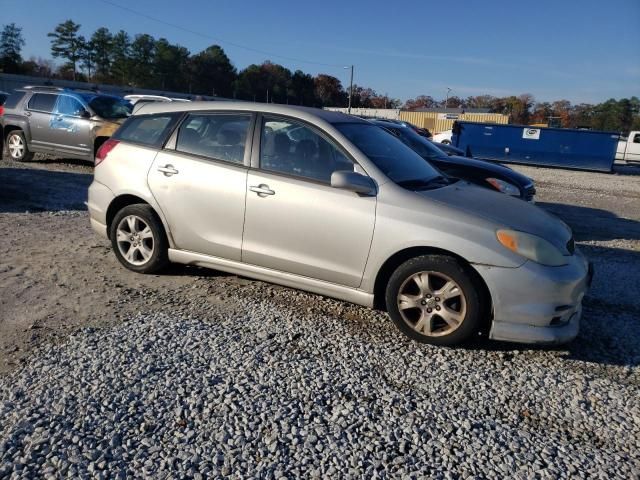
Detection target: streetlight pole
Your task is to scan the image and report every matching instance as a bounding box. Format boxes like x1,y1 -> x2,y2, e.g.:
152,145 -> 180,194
445,87 -> 452,109
345,65 -> 354,114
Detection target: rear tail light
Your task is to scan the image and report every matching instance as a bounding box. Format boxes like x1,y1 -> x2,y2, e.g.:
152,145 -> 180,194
95,139 -> 120,166
0,106 -> 4,116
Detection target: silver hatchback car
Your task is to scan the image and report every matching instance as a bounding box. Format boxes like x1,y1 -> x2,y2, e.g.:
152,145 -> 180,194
88,102 -> 592,346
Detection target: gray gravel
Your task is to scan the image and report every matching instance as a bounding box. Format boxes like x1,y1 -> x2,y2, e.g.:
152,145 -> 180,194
1,160 -> 639,478
1,285 -> 639,479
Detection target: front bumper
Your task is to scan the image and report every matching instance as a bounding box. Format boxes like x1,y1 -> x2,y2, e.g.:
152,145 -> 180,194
475,250 -> 592,345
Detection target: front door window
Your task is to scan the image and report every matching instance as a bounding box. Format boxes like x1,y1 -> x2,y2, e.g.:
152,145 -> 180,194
260,116 -> 354,183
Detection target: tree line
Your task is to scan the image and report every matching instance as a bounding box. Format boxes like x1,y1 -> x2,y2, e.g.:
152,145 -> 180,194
0,21 -> 399,109
403,94 -> 640,133
1,22 -> 638,133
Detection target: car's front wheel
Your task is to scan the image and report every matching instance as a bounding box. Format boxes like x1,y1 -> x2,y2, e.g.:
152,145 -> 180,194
385,255 -> 483,345
110,204 -> 169,273
5,131 -> 34,162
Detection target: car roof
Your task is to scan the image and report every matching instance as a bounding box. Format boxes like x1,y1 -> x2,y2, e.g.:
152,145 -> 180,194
134,101 -> 368,125
16,86 -> 122,100
125,94 -> 172,101
370,119 -> 406,128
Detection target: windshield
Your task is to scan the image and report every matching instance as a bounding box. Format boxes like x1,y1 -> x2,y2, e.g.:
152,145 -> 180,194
335,123 -> 442,185
384,124 -> 448,159
82,95 -> 132,119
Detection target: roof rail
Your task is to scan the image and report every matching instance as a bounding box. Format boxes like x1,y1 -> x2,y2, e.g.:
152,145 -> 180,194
65,87 -> 101,94
22,85 -> 64,91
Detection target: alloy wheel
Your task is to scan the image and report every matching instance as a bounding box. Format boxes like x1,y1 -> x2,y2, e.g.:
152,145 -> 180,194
397,271 -> 467,337
116,215 -> 155,266
8,134 -> 25,159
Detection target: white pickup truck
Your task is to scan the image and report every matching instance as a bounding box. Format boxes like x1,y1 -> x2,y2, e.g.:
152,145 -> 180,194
616,131 -> 640,163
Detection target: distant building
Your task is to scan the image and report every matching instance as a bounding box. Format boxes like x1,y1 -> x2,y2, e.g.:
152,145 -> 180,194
410,107 -> 492,114
399,109 -> 509,134
323,106 -> 509,134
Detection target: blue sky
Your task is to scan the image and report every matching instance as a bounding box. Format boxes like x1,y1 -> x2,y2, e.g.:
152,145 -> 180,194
3,0 -> 639,103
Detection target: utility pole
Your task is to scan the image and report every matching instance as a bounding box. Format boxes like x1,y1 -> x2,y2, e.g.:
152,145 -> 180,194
445,87 -> 452,109
345,65 -> 354,114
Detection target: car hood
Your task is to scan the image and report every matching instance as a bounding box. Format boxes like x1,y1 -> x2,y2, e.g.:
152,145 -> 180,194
418,181 -> 572,252
94,118 -> 126,137
432,155 -> 533,187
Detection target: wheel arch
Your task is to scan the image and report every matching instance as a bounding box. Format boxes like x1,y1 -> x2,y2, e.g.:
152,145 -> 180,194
3,125 -> 25,151
3,124 -> 23,138
106,194 -> 169,242
372,246 -> 493,334
3,119 -> 31,142
3,125 -> 33,160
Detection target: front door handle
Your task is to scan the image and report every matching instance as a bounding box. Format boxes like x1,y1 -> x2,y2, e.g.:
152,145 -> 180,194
157,164 -> 179,176
249,184 -> 275,197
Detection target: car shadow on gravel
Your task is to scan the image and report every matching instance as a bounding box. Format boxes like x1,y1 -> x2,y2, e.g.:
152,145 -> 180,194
0,167 -> 92,213
537,201 -> 640,242
163,264 -> 231,278
23,156 -> 94,169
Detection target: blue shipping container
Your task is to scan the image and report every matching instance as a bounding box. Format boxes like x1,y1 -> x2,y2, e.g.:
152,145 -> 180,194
451,122 -> 619,172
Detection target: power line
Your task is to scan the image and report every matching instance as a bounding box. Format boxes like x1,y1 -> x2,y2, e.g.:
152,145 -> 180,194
96,0 -> 346,69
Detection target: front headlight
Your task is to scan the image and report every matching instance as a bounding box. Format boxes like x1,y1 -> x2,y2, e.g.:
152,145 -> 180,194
486,178 -> 521,197
497,229 -> 568,266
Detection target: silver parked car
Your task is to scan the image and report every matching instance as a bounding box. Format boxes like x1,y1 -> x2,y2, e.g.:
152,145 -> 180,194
1,86 -> 132,162
88,102 -> 592,346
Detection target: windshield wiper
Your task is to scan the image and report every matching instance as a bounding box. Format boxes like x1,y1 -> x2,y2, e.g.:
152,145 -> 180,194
397,175 -> 451,190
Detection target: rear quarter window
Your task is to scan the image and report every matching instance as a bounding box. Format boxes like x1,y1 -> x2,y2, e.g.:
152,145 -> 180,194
3,91 -> 26,109
27,93 -> 58,113
114,113 -> 181,148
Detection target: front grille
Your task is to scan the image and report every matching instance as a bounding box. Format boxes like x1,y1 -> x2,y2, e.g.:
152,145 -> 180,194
566,237 -> 575,255
523,184 -> 536,202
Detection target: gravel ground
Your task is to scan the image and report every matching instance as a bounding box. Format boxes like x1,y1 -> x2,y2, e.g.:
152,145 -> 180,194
0,158 -> 639,478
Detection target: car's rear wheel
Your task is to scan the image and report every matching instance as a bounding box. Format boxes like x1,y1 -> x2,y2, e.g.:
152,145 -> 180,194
5,131 -> 34,162
385,255 -> 482,345
110,204 -> 169,273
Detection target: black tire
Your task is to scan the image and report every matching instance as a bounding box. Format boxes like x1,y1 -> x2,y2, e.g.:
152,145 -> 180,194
5,130 -> 34,162
385,254 -> 483,346
109,204 -> 169,274
441,139 -> 451,145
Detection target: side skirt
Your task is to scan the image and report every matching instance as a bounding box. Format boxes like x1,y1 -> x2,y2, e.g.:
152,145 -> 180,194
168,249 -> 375,308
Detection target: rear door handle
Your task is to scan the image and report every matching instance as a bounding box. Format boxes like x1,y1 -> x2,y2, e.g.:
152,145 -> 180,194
157,164 -> 179,176
249,184 -> 275,197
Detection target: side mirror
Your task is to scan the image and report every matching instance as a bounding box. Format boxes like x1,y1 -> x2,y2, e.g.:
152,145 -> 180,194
80,109 -> 91,119
331,170 -> 376,195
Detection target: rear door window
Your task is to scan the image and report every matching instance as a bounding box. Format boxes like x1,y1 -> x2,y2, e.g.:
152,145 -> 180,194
115,113 -> 181,147
27,93 -> 58,113
55,95 -> 86,117
175,113 -> 251,164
